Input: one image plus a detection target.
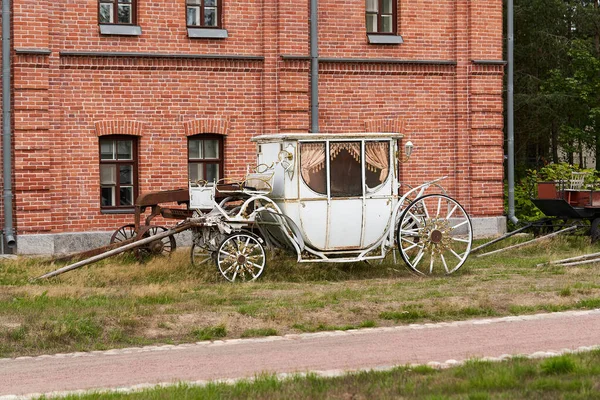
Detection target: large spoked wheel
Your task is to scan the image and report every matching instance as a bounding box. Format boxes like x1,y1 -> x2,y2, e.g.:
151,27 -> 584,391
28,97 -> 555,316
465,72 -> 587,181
397,194 -> 472,276
110,224 -> 137,244
216,232 -> 266,282
138,226 -> 176,258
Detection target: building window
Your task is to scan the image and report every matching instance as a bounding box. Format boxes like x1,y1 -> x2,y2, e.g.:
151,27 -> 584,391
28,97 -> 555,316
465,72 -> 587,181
99,0 -> 135,25
366,0 -> 396,34
188,136 -> 224,183
186,0 -> 221,28
100,136 -> 138,209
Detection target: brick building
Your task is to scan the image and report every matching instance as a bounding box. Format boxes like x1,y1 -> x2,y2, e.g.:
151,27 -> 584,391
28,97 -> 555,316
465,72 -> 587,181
0,0 -> 505,254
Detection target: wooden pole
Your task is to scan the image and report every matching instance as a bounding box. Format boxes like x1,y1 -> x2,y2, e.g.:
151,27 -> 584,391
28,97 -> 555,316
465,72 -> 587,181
35,222 -> 194,280
476,226 -> 577,258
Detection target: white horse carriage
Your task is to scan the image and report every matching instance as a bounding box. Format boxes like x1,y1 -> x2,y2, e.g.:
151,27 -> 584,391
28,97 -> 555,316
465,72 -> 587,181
189,132 -> 473,282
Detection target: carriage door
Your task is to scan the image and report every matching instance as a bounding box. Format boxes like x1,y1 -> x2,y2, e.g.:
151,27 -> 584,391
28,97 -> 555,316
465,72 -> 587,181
326,141 -> 364,249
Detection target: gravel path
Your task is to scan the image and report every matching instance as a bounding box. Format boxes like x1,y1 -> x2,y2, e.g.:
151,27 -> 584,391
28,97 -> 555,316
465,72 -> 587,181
1,309 -> 599,399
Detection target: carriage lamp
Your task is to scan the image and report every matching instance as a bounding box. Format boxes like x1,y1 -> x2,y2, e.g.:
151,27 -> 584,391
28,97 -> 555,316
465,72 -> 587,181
405,141 -> 414,158
398,140 -> 414,163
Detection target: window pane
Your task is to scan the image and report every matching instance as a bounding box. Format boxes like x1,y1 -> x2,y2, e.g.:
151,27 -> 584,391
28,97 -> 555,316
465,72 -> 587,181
365,141 -> 389,189
205,0 -> 217,6
101,186 -> 115,207
189,140 -> 202,159
99,3 -> 113,23
204,140 -> 219,159
117,4 -> 132,24
100,164 -> 117,185
206,163 -> 219,182
100,140 -> 115,160
381,15 -> 393,33
382,0 -> 393,14
366,0 -> 378,12
187,0 -> 201,4
119,0 -> 132,3
330,142 -> 362,197
187,6 -> 200,26
300,142 -> 326,195
366,14 -> 377,33
120,165 -> 133,185
117,141 -> 132,160
204,7 -> 217,27
189,163 -> 204,182
120,186 -> 134,206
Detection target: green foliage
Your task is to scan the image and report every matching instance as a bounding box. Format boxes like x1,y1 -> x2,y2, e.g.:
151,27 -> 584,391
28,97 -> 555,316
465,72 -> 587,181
540,355 -> 577,375
191,325 -> 227,341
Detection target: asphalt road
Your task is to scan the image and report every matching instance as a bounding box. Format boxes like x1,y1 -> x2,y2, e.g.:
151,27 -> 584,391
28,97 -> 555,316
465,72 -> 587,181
1,309 -> 599,398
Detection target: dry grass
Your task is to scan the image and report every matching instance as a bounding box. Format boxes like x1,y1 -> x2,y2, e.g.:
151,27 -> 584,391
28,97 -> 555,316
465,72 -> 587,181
1,234 -> 600,357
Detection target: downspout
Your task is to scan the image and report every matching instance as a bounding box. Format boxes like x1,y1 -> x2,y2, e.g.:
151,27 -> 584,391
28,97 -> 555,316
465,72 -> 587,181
310,0 -> 319,133
2,0 -> 16,248
507,0 -> 518,224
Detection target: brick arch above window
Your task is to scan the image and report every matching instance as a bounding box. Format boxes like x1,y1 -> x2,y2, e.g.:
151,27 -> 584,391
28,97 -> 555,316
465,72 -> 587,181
94,120 -> 145,137
364,117 -> 405,134
183,118 -> 230,137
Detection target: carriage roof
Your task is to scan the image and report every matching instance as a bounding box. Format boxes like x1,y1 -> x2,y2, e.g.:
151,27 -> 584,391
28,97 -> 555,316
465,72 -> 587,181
251,132 -> 404,143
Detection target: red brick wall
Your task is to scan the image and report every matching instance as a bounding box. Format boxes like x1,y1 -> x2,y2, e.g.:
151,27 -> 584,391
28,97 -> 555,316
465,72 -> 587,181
7,0 -> 505,235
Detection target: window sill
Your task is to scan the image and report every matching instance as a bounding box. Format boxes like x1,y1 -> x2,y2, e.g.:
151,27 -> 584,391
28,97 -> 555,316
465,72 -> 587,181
367,34 -> 403,45
99,25 -> 142,36
101,208 -> 135,214
187,28 -> 228,39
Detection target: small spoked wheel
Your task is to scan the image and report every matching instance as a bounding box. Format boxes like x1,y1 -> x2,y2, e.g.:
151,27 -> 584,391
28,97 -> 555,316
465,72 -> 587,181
138,226 -> 176,258
397,194 -> 472,276
190,243 -> 213,267
216,232 -> 266,282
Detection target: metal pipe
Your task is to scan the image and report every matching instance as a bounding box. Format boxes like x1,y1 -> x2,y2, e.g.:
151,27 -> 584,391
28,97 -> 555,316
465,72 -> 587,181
507,0 -> 518,224
2,0 -> 15,249
310,0 -> 319,133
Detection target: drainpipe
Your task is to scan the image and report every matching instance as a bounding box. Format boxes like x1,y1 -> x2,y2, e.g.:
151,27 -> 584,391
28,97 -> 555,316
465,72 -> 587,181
507,0 -> 518,224
310,0 -> 319,133
2,0 -> 16,248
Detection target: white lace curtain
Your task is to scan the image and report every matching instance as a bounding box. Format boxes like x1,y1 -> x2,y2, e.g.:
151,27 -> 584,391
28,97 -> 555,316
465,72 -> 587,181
301,141 -> 389,184
365,142 -> 389,182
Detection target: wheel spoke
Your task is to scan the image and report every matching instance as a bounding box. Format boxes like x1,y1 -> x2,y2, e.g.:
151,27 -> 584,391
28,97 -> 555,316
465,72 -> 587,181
436,196 -> 442,218
402,241 -> 422,252
412,248 -> 425,268
446,204 -> 458,219
450,248 -> 464,261
441,253 -> 449,273
451,220 -> 469,230
429,254 -> 434,274
451,236 -> 470,243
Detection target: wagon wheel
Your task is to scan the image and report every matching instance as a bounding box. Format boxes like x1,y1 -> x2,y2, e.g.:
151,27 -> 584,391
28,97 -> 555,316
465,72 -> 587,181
110,224 -> 137,244
137,226 -> 177,259
397,194 -> 472,276
216,232 -> 266,282
190,243 -> 213,266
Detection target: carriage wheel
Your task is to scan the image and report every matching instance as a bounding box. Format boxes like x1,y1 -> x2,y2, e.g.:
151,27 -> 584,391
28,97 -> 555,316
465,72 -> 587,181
397,194 -> 472,276
110,224 -> 137,244
137,226 -> 176,258
216,232 -> 266,282
190,243 -> 213,266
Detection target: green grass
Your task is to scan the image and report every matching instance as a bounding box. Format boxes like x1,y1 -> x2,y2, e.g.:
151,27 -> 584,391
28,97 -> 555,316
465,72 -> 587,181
1,234 -> 600,358
39,351 -> 600,399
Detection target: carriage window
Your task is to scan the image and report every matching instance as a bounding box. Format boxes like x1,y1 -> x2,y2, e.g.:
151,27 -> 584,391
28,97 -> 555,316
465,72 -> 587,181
330,142 -> 362,197
365,141 -> 390,189
300,142 -> 326,195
